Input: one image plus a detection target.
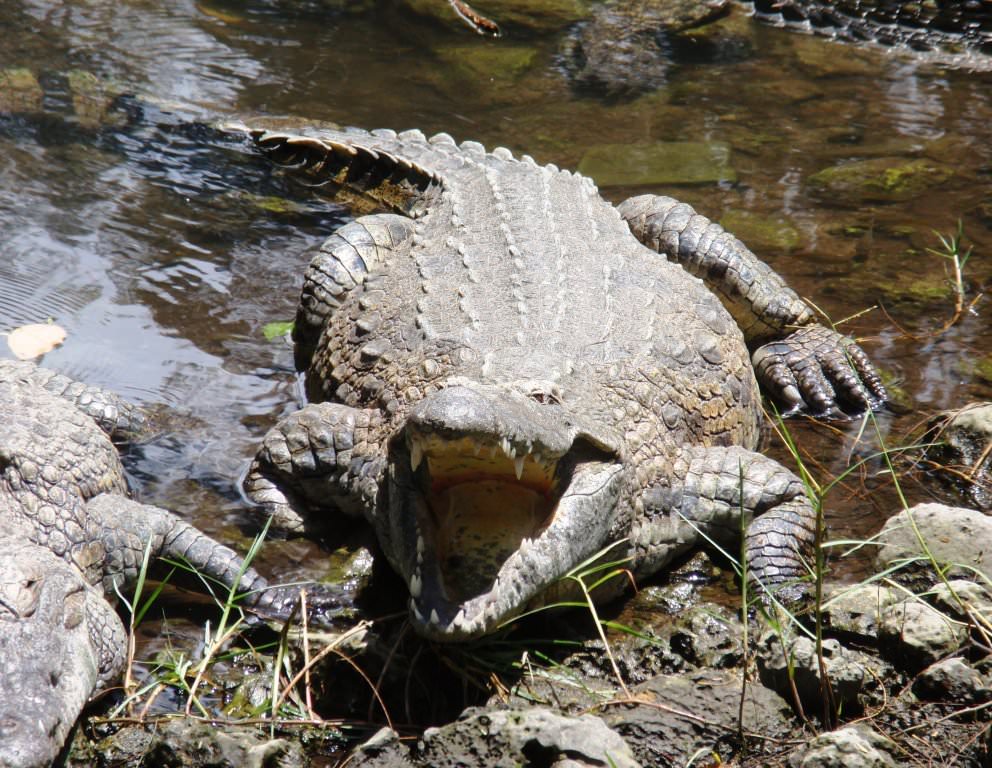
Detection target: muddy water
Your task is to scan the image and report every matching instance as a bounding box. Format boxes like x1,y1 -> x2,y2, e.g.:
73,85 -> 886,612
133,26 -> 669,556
1,0 -> 991,689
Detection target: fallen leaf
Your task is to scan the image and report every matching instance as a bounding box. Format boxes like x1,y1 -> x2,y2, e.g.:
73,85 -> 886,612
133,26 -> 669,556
6,322 -> 67,359
262,320 -> 294,341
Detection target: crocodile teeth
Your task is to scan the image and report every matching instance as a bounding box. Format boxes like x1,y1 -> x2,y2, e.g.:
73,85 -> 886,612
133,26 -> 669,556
513,455 -> 525,480
412,601 -> 425,624
409,570 -> 422,598
430,608 -> 441,626
410,441 -> 424,471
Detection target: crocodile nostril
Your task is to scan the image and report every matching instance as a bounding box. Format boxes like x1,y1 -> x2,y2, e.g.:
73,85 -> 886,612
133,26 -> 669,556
0,716 -> 19,737
519,380 -> 564,405
49,669 -> 60,687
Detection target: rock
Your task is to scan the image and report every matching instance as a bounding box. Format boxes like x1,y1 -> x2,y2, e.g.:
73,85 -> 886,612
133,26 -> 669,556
806,157 -> 954,205
913,657 -> 992,704
756,631 -> 865,714
578,141 -> 736,187
349,709 -> 638,767
929,579 -> 992,622
378,707 -> 639,768
719,209 -> 802,255
601,670 -> 794,766
348,728 -> 415,767
668,604 -> 745,669
787,724 -> 898,768
879,598 -> 968,671
925,404 -> 992,510
823,583 -> 902,642
875,503 -> 992,586
66,69 -> 126,129
0,68 -> 43,114
432,44 -> 539,84
69,720 -> 309,768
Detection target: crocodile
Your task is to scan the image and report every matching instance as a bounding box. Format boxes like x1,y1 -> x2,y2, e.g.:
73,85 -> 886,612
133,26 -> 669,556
236,121 -> 887,642
559,0 -> 991,96
745,0 -> 992,61
0,360 -> 331,768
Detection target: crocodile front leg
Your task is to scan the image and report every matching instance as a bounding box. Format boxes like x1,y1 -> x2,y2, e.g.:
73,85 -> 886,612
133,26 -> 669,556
82,494 -> 342,621
617,195 -> 886,415
0,359 -> 146,439
243,402 -> 385,535
634,445 -> 817,604
294,213 -> 416,368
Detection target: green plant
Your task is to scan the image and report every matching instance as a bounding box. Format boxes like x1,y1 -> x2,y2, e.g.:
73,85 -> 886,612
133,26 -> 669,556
926,220 -> 979,331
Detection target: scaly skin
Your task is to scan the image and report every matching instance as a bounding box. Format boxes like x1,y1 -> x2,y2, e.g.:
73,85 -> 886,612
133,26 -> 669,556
747,0 -> 992,61
0,361 -> 336,768
236,122 -> 886,641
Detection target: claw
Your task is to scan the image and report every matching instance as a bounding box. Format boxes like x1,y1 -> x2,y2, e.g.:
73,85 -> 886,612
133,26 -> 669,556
753,325 -> 887,418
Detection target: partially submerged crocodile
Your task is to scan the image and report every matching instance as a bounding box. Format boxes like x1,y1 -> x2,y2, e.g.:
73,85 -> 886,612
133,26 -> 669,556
746,0 -> 992,60
561,0 -> 992,95
0,361 -> 326,768
238,122 -> 886,642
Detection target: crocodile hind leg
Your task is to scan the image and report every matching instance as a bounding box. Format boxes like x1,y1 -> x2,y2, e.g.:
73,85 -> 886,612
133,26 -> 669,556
617,195 -> 886,416
634,445 -> 817,604
243,403 -> 385,536
294,213 -> 415,368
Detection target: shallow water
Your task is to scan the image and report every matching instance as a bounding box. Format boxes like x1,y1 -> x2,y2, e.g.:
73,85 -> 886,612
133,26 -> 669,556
2,0 -> 991,677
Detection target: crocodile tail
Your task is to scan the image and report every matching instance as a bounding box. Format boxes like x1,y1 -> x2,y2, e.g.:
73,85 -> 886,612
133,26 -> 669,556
228,122 -> 443,211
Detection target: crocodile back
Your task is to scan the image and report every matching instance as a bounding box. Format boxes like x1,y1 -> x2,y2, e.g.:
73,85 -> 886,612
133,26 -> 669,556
242,126 -> 761,450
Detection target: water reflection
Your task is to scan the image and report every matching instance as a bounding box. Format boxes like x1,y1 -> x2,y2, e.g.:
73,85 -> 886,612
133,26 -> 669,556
884,63 -> 947,140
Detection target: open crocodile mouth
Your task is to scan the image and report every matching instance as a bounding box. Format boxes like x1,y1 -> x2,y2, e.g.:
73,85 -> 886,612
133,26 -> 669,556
392,423 -> 622,640
409,433 -> 562,605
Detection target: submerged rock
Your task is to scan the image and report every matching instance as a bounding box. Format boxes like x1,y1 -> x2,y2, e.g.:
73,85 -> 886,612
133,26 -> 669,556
719,209 -> 802,255
432,44 -> 539,83
0,68 -> 43,114
807,157 -> 954,205
578,141 -> 736,186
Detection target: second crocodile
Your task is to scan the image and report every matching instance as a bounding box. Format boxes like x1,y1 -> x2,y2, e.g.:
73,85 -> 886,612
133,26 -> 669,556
0,360 -> 334,768
237,122 -> 887,642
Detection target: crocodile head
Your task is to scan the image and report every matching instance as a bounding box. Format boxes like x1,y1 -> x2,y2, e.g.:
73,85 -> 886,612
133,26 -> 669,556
0,536 -> 125,768
382,380 -> 625,641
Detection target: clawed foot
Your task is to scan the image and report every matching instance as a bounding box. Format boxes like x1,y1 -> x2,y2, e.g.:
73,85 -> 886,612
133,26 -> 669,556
752,325 -> 887,418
